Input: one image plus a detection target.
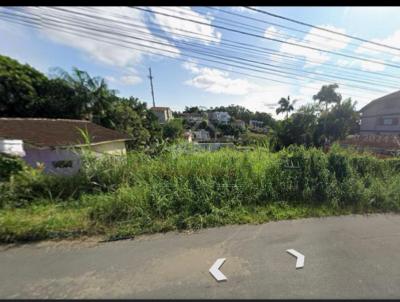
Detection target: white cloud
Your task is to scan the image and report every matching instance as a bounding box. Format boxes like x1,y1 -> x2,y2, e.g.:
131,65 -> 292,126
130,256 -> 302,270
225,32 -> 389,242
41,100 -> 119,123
22,7 -> 180,69
336,59 -> 355,67
264,26 -> 279,39
355,30 -> 400,59
360,60 -> 386,72
355,42 -> 379,56
150,6 -> 221,44
277,25 -> 350,68
120,74 -> 142,85
105,76 -> 116,83
182,60 -> 295,116
280,39 -> 330,67
241,83 -> 295,117
304,25 -> 350,52
229,7 -> 258,14
183,62 -> 256,95
106,74 -> 141,85
182,61 -> 201,73
229,7 -> 248,13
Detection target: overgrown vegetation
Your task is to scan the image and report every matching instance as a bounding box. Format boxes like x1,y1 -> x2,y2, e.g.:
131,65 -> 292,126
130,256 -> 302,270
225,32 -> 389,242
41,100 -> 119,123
0,155 -> 25,181
1,54 -> 362,151
1,145 -> 399,243
0,54 -> 395,244
0,55 -> 163,151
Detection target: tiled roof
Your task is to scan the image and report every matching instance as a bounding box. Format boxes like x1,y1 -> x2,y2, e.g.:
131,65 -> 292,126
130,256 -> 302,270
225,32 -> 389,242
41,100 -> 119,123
0,118 -> 131,147
360,90 -> 400,112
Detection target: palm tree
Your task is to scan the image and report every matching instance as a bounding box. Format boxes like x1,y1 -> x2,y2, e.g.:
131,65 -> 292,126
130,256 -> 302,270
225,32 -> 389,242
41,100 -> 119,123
50,67 -> 116,123
312,84 -> 342,136
312,84 -> 342,113
276,96 -> 296,119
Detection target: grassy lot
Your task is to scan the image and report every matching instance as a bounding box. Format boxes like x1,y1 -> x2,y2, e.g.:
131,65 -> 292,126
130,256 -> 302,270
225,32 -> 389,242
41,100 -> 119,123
1,144 -> 400,243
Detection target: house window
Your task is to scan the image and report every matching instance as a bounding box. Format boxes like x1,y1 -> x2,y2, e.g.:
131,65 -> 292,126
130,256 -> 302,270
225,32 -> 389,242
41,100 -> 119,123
383,118 -> 393,125
378,117 -> 399,126
52,160 -> 73,168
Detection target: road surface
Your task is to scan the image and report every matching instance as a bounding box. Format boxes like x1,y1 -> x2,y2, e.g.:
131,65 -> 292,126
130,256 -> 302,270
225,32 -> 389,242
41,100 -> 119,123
1,214 -> 400,299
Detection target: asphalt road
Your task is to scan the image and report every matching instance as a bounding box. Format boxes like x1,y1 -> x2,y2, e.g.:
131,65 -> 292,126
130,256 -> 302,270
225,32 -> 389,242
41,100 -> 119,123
1,214 -> 400,299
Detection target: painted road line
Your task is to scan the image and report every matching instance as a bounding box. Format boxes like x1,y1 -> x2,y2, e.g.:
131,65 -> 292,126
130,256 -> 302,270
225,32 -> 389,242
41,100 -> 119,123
286,249 -> 305,269
209,258 -> 227,282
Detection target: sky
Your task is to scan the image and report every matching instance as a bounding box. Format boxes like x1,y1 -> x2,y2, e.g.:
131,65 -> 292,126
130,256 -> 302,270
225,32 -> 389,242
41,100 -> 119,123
1,6 -> 400,118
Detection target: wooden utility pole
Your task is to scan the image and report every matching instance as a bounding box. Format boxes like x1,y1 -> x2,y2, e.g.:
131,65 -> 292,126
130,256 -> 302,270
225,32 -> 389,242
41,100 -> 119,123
148,67 -> 156,107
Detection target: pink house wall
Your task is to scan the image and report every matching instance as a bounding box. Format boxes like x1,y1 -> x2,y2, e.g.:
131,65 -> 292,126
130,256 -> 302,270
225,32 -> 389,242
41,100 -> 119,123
23,146 -> 81,175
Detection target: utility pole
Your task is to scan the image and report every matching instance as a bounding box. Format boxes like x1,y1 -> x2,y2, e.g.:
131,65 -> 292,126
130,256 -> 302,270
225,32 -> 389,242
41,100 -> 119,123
148,67 -> 155,108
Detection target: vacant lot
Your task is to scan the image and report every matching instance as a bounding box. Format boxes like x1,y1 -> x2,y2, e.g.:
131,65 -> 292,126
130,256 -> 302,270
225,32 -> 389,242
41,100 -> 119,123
1,145 -> 400,243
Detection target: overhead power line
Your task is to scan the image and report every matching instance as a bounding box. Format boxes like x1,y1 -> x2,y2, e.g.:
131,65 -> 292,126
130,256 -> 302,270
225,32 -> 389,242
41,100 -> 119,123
172,6 -> 398,58
135,6 -> 400,70
2,8 -> 393,93
0,9 -> 390,98
26,8 -> 399,89
48,6 -> 400,82
245,6 -> 400,54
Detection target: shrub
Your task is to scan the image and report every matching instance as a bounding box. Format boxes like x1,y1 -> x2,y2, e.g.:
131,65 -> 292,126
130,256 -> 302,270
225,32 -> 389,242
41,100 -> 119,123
0,154 -> 25,182
2,145 -> 400,241
88,185 -> 151,225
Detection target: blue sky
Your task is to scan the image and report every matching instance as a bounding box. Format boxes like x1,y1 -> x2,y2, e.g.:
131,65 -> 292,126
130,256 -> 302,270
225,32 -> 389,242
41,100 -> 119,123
1,6 -> 400,118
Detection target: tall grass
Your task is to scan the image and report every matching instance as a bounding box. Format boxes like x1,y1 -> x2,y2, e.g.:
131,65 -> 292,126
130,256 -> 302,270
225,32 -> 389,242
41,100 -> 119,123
1,143 -> 400,242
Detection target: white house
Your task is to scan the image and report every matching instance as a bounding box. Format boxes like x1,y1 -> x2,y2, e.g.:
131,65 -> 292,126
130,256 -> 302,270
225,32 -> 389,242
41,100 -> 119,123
151,106 -> 174,124
249,120 -> 264,128
182,112 -> 207,123
0,118 -> 132,175
209,111 -> 231,125
233,119 -> 246,129
193,129 -> 210,141
183,130 -> 193,143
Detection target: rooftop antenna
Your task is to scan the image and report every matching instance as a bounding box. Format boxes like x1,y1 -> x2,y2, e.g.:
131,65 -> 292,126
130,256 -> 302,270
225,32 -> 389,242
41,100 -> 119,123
148,67 -> 156,108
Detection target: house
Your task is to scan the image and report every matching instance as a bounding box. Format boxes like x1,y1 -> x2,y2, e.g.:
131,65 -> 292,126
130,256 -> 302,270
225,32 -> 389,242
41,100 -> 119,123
0,118 -> 131,175
193,129 -> 210,141
223,135 -> 235,141
249,119 -> 269,133
233,119 -> 246,129
359,90 -> 400,136
209,111 -> 231,125
183,130 -> 193,143
151,106 -> 174,124
182,112 -> 207,123
249,120 -> 264,129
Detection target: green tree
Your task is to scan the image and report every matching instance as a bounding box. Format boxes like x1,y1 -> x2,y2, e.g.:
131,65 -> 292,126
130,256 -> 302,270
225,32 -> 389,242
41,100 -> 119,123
274,104 -> 318,149
209,105 -> 276,128
276,96 -> 296,119
49,67 -> 116,124
183,106 -> 202,114
218,123 -> 244,138
323,97 -> 360,141
40,78 -> 84,119
162,118 -> 184,142
313,84 -> 342,138
0,55 -> 48,117
313,84 -> 342,111
0,55 -> 165,151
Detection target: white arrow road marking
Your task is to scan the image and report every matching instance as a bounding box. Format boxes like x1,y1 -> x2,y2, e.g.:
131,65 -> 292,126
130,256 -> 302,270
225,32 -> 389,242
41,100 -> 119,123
286,249 -> 305,269
209,258 -> 227,282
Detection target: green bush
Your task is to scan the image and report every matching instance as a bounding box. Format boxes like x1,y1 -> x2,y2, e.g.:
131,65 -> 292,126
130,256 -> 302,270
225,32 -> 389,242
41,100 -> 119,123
88,185 -> 151,225
0,154 -> 25,182
2,145 -> 400,242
